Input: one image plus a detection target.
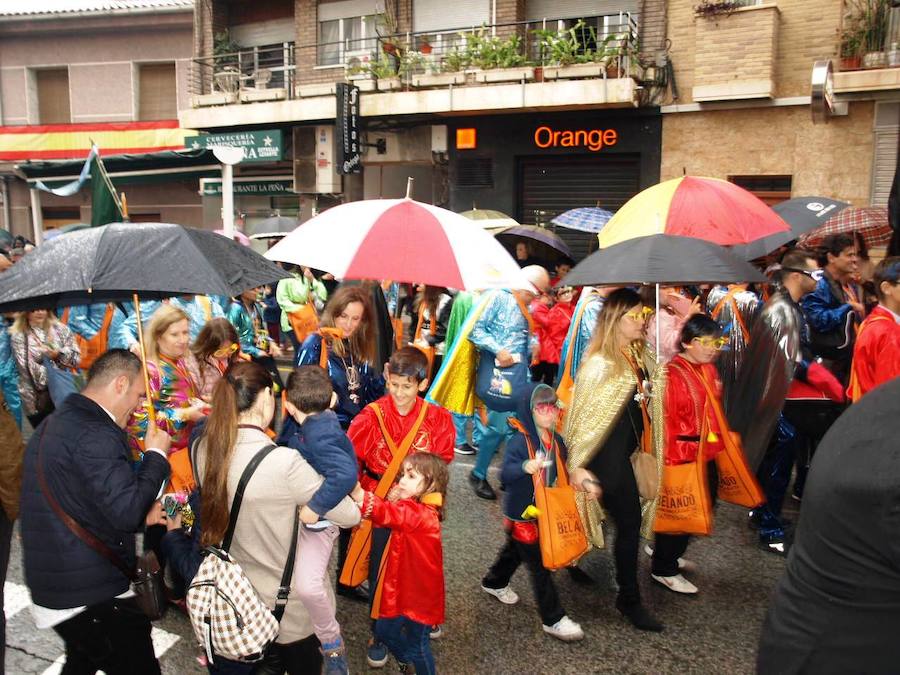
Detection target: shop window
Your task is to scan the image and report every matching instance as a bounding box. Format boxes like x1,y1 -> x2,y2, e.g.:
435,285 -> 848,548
41,207 -> 81,230
728,175 -> 792,206
455,157 -> 493,188
138,63 -> 177,121
36,68 -> 71,124
318,15 -> 378,66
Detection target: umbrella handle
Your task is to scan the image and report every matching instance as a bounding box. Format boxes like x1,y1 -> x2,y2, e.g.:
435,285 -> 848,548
132,294 -> 157,429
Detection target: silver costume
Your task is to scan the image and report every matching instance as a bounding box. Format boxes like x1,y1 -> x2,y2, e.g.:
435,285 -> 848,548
706,284 -> 760,412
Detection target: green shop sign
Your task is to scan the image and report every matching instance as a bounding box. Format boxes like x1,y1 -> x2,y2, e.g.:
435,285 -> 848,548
186,130 -> 283,163
201,176 -> 295,196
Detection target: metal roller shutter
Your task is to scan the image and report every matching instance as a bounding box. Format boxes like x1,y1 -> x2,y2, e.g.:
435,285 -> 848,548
412,0 -> 490,33
525,0 -> 638,21
517,154 -> 641,262
871,102 -> 899,207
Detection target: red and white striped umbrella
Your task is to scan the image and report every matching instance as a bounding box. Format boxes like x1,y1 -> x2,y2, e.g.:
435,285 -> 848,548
264,197 -> 533,290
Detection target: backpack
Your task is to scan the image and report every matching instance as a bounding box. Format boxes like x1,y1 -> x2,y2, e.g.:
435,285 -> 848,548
185,443 -> 300,663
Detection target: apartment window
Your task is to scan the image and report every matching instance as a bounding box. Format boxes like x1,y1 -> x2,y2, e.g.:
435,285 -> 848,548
36,68 -> 71,124
729,175 -> 792,206
138,63 -> 177,121
318,15 -> 378,65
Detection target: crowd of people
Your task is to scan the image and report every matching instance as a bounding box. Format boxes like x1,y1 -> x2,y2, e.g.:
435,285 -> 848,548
0,230 -> 898,675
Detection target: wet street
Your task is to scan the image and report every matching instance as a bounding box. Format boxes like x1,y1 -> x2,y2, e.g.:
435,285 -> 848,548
5,452 -> 793,674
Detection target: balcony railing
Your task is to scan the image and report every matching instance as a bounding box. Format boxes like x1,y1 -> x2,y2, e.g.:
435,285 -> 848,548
188,12 -> 641,106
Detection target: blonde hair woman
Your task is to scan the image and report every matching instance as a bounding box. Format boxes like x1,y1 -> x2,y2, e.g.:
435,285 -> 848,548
10,309 -> 79,428
126,304 -> 206,494
563,288 -> 663,632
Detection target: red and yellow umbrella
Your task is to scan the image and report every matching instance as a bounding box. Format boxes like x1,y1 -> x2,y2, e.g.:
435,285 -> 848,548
597,176 -> 790,248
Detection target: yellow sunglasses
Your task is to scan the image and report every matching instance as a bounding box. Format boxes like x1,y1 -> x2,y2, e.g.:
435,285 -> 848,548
213,343 -> 239,359
624,306 -> 655,321
692,336 -> 728,350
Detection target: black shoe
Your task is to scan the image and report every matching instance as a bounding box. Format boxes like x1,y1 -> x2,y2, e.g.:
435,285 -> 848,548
468,470 -> 480,487
473,477 -> 497,500
454,443 -> 477,456
336,583 -> 369,602
616,598 -> 664,632
566,566 -> 595,586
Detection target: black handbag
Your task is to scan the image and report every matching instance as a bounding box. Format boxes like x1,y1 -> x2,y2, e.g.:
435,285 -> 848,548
35,423 -> 167,620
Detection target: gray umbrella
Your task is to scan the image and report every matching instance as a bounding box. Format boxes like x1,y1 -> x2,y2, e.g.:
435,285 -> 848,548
560,234 -> 765,286
0,222 -> 290,312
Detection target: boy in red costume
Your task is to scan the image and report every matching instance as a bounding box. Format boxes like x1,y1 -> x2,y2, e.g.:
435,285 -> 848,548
347,347 -> 454,668
848,257 -> 900,401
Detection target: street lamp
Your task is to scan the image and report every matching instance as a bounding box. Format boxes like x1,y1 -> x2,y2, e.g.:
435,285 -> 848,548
213,145 -> 244,238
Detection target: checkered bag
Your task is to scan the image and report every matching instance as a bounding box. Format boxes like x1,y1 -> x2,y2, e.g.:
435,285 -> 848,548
185,443 -> 300,663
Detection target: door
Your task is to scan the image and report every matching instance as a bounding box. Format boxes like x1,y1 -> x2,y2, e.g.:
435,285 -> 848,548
517,154 -> 641,262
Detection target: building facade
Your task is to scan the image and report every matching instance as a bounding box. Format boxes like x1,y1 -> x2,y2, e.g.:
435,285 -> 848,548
0,0 -> 201,239
661,0 -> 900,211
180,0 -> 669,255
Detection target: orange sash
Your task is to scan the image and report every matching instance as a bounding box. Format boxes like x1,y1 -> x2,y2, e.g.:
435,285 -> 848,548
339,400 -> 429,587
61,305 -> 114,371
554,295 -> 592,430
711,286 -> 750,345
410,303 -> 436,380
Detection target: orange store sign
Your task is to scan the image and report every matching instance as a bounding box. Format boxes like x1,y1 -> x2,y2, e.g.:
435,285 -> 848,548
533,125 -> 618,152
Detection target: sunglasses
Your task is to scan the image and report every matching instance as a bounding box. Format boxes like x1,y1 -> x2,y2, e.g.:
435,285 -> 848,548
534,402 -> 562,415
692,336 -> 728,350
783,267 -> 825,282
624,306 -> 655,321
213,343 -> 239,358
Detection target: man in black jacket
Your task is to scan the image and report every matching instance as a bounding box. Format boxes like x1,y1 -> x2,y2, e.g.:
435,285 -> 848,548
20,349 -> 171,674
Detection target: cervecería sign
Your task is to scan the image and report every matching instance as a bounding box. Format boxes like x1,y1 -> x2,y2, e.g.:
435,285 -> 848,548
533,125 -> 618,152
186,130 -> 283,163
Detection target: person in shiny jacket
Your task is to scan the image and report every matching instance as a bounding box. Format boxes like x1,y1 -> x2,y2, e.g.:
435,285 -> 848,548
351,452 -> 448,675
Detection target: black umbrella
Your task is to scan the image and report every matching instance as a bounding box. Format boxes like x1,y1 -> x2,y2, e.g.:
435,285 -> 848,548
732,197 -> 851,260
0,222 -> 289,313
560,234 -> 765,286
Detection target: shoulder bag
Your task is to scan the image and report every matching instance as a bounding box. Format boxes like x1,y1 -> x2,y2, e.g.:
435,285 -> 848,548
35,423 -> 167,620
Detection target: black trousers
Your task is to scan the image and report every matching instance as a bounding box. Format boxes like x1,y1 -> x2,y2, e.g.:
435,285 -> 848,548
652,460 -> 719,577
0,511 -> 13,669
588,436 -> 643,605
482,533 -> 565,626
530,362 -> 557,386
53,597 -> 159,675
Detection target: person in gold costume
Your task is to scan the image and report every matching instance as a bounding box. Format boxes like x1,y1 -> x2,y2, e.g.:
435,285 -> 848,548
564,288 -> 664,632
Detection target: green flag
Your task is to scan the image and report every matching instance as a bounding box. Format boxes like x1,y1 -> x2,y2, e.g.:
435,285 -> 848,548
90,153 -> 122,227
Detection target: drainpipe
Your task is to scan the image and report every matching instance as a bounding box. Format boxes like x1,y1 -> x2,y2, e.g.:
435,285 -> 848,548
491,0 -> 497,36
0,177 -> 10,233
29,187 -> 44,245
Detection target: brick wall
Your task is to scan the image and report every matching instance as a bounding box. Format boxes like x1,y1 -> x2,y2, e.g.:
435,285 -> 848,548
668,0 -> 842,104
640,0 -> 667,61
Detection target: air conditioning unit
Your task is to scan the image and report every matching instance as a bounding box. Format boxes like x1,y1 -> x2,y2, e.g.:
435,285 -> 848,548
344,48 -> 375,79
293,125 -> 342,194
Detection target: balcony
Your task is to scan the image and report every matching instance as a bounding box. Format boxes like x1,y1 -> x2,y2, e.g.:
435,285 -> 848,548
691,3 -> 779,102
836,3 -> 900,94
182,13 -> 647,129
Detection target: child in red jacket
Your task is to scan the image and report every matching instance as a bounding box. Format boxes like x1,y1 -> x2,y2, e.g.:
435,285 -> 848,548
351,452 -> 448,675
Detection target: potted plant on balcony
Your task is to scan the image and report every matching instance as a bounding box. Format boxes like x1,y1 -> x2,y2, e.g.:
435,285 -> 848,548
367,52 -> 402,91
840,21 -> 864,71
536,20 -> 605,80
855,0 -> 890,69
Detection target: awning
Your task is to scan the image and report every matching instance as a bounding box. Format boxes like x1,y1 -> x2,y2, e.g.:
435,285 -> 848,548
17,148 -> 220,189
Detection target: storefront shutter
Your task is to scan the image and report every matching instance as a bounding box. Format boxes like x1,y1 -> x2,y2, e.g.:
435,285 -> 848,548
517,154 -> 641,261
412,0 -> 490,33
871,102 -> 899,207
525,0 -> 638,21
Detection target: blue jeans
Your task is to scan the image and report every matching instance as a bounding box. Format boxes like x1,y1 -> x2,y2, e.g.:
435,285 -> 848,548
374,617 -> 435,675
451,412 -> 485,448
473,409 -> 513,480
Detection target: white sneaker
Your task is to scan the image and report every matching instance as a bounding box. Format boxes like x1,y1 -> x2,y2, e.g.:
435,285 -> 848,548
644,545 -> 697,573
542,615 -> 584,642
651,573 -> 698,595
429,624 -> 443,639
481,584 -> 519,605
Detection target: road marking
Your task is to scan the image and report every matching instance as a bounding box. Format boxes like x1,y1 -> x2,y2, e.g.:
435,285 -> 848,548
4,581 -> 31,620
39,623 -> 181,674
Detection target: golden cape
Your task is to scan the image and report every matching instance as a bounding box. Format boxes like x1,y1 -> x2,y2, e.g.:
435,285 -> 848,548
563,347 -> 664,548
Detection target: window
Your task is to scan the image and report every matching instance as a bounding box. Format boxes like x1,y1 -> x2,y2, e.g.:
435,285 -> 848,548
36,68 -> 71,124
138,63 -> 177,121
728,175 -> 792,206
318,15 -> 377,65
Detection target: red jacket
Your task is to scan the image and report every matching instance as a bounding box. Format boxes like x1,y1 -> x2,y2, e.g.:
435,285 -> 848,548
545,301 -> 574,364
664,356 -> 724,465
364,492 -> 444,626
530,300 -> 555,363
850,305 -> 900,400
348,395 -> 455,492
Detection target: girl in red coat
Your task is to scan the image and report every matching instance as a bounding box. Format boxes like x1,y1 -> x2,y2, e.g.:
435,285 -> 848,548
651,315 -> 727,595
545,286 -> 576,365
352,452 -> 449,675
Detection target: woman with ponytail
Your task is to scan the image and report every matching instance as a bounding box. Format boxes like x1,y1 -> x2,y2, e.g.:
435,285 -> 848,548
167,361 -> 360,674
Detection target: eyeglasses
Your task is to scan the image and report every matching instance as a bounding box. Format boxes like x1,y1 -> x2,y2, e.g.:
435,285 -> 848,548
213,343 -> 239,358
534,402 -> 562,415
692,336 -> 728,350
624,306 -> 655,321
783,267 -> 825,282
